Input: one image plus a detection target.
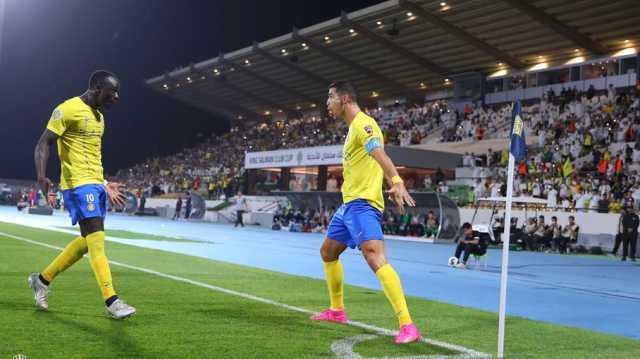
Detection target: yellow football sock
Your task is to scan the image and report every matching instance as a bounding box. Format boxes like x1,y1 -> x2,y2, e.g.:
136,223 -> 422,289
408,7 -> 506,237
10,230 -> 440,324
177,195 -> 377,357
41,236 -> 88,282
86,231 -> 116,300
323,260 -> 344,310
375,264 -> 412,326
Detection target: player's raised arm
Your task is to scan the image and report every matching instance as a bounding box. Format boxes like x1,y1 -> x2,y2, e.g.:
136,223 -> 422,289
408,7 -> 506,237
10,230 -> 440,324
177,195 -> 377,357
369,147 -> 416,214
34,128 -> 59,199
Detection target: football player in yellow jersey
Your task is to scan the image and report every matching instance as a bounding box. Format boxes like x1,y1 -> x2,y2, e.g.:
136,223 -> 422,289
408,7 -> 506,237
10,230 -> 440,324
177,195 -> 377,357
310,82 -> 422,344
29,70 -> 136,319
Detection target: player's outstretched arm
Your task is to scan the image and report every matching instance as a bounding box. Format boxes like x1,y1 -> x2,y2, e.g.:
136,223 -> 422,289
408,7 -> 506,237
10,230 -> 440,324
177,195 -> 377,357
369,147 -> 416,214
34,129 -> 59,202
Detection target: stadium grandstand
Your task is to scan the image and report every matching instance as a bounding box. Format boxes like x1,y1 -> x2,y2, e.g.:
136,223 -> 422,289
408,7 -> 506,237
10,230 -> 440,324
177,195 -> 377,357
130,0 -> 640,230
146,0 -> 639,117
3,1 -> 640,358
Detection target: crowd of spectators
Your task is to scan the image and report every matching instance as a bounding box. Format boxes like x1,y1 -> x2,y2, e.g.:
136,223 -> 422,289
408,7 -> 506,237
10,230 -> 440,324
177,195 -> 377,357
12,188 -> 43,210
112,80 -> 640,218
488,207 -> 634,260
490,214 -> 579,254
112,100 -> 467,198
271,205 -> 336,233
381,210 -> 439,238
109,90 -> 555,200
463,86 -> 640,214
6,83 -> 640,252
270,202 -> 441,240
114,126 -> 248,200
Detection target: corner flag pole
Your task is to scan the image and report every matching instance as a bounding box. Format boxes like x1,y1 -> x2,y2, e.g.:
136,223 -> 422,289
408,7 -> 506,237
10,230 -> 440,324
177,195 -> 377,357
497,152 -> 515,358
497,100 -> 526,358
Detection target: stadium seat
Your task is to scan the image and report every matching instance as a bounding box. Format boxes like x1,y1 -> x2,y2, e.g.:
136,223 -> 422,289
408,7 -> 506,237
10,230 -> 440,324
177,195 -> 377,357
471,252 -> 488,269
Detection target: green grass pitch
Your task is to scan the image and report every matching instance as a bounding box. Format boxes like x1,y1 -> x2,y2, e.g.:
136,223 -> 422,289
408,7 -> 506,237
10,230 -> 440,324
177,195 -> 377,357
1,221 -> 639,358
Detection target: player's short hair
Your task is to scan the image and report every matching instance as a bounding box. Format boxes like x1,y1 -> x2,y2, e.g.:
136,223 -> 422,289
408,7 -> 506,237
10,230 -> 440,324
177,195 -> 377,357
89,70 -> 117,89
462,222 -> 472,230
329,81 -> 357,103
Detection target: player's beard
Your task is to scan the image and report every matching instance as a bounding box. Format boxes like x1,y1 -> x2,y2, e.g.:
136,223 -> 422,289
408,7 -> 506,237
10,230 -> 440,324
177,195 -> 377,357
328,105 -> 341,120
102,100 -> 116,109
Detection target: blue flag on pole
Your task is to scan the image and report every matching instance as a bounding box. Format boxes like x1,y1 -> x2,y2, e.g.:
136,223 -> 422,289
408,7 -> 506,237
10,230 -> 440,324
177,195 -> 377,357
510,101 -> 527,161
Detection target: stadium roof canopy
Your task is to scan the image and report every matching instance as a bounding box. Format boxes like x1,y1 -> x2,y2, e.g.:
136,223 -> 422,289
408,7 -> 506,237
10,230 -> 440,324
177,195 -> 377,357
146,0 -> 640,120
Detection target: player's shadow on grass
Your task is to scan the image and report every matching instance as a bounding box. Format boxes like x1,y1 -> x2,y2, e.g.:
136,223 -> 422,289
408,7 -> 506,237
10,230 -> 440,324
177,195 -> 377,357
0,298 -> 39,312
192,304 -> 322,330
34,311 -> 151,358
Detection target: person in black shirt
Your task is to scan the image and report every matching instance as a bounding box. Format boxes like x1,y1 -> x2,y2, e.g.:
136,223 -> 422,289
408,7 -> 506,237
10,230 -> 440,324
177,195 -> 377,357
184,193 -> 192,220
547,216 -> 562,252
598,194 -> 611,214
621,206 -> 639,261
173,196 -> 182,220
452,222 -> 488,269
557,215 -> 579,254
612,207 -> 626,256
138,192 -> 146,213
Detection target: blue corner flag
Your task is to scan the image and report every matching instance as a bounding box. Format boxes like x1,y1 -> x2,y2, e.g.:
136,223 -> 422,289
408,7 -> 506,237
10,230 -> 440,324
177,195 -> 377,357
510,101 -> 527,161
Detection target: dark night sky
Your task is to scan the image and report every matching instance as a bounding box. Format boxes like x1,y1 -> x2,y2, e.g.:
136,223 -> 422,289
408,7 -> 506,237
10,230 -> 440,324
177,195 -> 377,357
0,0 -> 380,180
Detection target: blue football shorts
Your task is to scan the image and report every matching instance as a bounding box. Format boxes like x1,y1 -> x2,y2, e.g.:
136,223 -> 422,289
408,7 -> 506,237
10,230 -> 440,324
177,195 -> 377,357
326,199 -> 384,249
62,184 -> 107,225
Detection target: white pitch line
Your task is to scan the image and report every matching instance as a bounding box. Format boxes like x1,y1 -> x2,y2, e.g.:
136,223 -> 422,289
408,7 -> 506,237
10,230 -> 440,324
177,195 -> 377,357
331,334 -> 479,359
0,230 -> 491,359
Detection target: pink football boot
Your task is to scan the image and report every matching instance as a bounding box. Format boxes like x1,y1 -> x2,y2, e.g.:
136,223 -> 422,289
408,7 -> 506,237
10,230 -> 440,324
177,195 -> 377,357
310,309 -> 348,324
395,323 -> 422,344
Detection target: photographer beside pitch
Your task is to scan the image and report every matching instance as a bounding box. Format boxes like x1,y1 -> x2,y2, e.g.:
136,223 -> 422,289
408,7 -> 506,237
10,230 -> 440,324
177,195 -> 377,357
450,222 -> 488,269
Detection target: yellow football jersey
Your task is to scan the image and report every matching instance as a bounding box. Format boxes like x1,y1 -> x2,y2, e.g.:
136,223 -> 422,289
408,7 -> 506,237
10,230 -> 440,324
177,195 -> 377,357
46,97 -> 105,190
341,112 -> 385,212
